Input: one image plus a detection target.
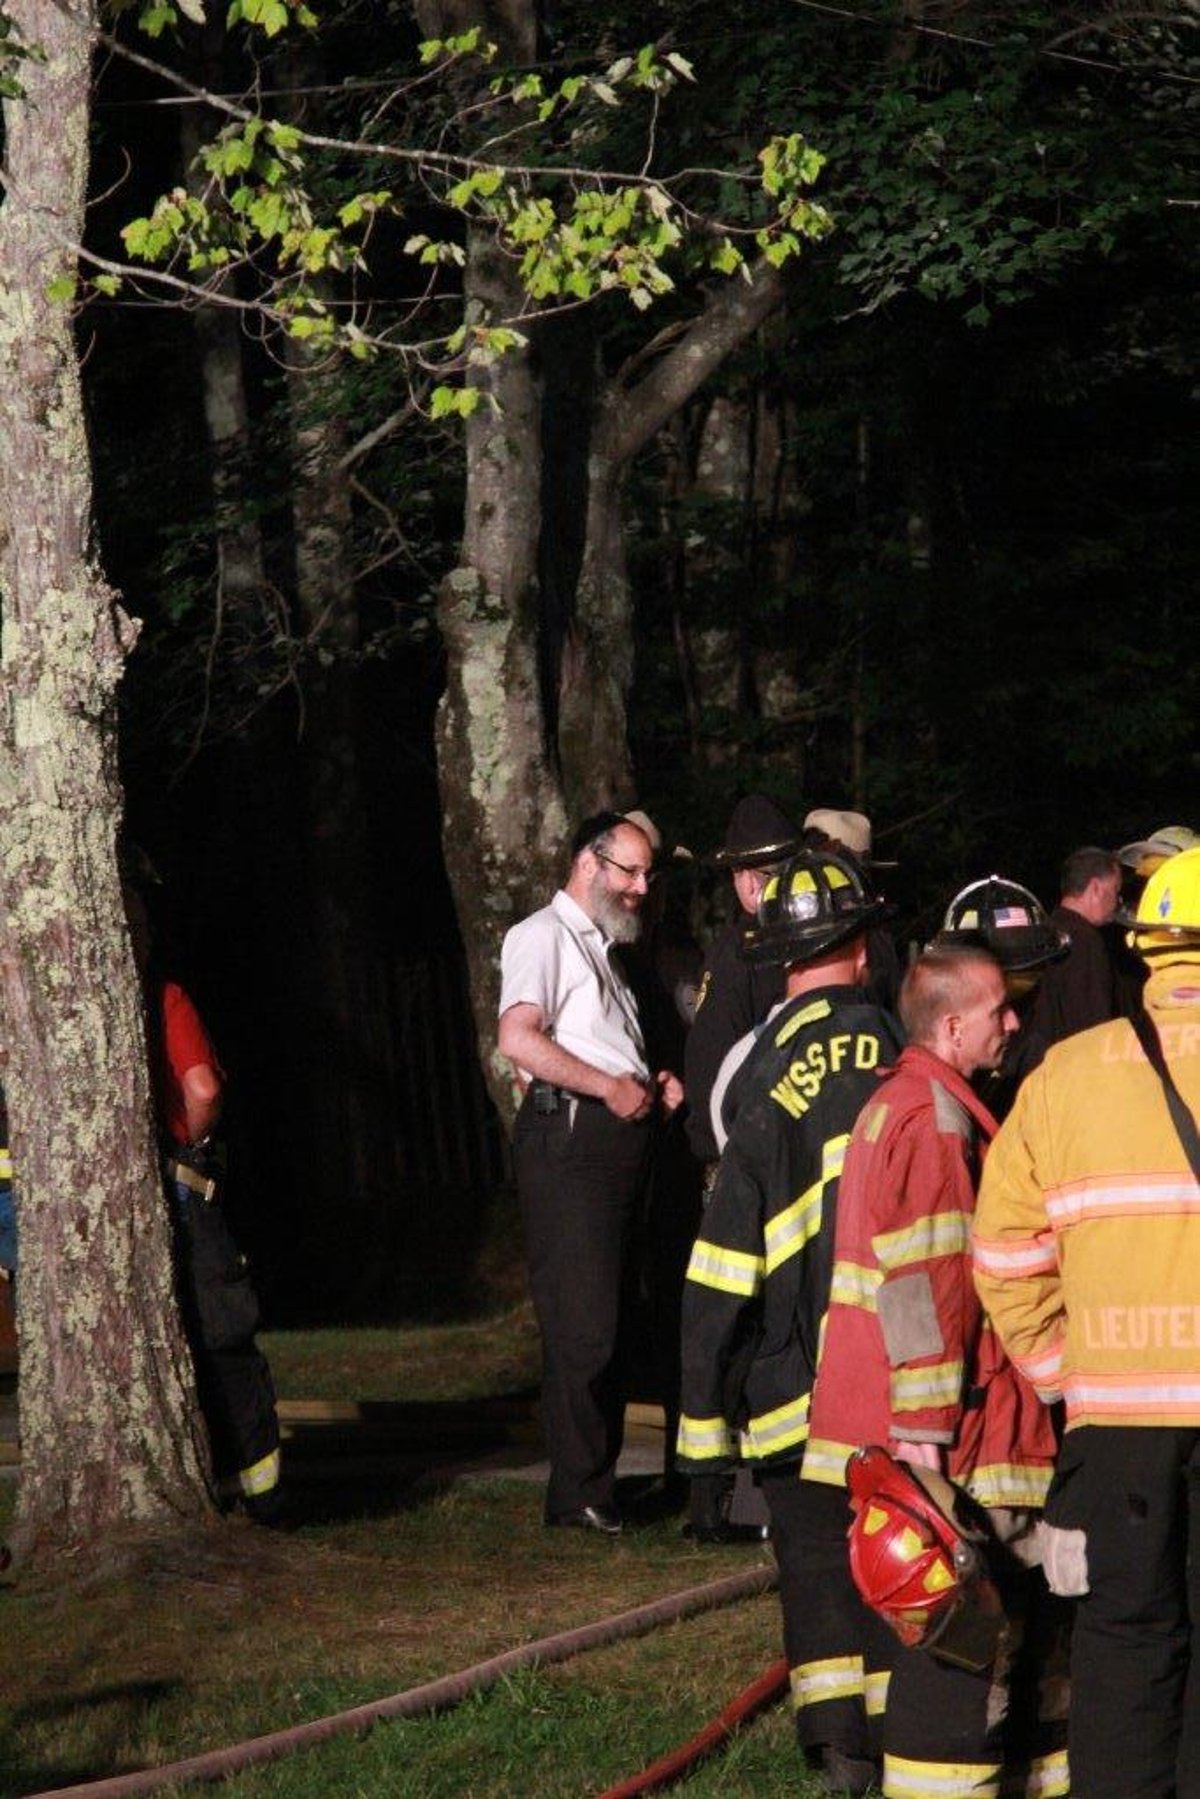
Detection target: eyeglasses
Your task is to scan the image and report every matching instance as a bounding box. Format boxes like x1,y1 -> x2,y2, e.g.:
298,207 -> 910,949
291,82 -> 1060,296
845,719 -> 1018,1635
593,848 -> 657,884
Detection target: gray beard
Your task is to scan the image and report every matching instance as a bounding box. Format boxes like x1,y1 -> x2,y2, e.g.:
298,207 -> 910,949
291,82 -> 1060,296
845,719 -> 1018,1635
592,884 -> 642,945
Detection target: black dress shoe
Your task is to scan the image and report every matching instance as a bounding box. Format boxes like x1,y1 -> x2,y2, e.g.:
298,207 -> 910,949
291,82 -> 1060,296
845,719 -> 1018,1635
546,1504 -> 623,1536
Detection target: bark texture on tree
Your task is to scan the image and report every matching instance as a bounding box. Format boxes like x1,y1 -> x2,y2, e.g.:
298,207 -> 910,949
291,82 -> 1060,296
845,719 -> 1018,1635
422,0 -> 791,1108
180,40 -> 269,629
0,0 -> 212,1557
436,228 -> 567,1117
557,261 -> 786,811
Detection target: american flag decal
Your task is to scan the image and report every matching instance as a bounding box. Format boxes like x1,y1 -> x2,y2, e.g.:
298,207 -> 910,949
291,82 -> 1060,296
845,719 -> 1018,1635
993,906 -> 1031,927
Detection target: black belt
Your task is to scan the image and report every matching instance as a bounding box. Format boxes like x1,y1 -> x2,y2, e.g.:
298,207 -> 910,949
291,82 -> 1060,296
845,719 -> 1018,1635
529,1080 -> 606,1116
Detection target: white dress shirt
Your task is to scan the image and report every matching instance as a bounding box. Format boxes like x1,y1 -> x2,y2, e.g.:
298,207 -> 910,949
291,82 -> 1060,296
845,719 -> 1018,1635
499,890 -> 649,1084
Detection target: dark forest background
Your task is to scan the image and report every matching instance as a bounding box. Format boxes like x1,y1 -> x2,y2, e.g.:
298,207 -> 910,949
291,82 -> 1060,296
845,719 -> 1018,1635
65,0 -> 1195,1324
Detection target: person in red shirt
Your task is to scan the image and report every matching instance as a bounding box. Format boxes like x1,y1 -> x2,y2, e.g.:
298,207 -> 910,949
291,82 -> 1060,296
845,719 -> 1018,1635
128,880 -> 283,1522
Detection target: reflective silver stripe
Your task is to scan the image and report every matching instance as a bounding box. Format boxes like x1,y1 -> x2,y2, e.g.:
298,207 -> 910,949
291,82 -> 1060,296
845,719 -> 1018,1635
1067,1376 -> 1200,1412
801,1436 -> 854,1484
676,1414 -> 736,1460
830,1259 -> 882,1309
874,1210 -> 969,1269
238,1447 -> 281,1497
864,1668 -> 891,1717
1045,1175 -> 1200,1226
891,1359 -> 963,1410
1020,1749 -> 1070,1799
790,1653 -> 863,1710
685,1238 -> 762,1296
742,1392 -> 810,1459
972,1235 -> 1058,1276
966,1463 -> 1053,1508
883,1754 -> 1002,1799
765,1136 -> 848,1275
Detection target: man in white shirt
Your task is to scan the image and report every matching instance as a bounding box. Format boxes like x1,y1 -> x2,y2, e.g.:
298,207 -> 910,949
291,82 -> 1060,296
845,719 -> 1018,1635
499,812 -> 682,1534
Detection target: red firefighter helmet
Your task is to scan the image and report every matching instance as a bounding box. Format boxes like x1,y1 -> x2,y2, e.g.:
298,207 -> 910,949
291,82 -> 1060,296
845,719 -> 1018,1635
846,1446 -> 1004,1672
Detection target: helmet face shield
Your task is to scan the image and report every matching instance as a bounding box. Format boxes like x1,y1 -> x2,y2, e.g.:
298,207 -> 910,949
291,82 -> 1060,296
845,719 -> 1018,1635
741,849 -> 885,967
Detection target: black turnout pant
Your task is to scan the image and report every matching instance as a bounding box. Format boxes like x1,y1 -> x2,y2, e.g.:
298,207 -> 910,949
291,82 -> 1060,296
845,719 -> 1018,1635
513,1092 -> 651,1520
1046,1425 -> 1200,1799
761,1468 -> 896,1760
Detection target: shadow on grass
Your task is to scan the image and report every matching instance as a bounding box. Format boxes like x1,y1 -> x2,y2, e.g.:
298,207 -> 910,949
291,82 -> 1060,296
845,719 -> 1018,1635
277,1394 -> 543,1529
1,1676 -> 181,1792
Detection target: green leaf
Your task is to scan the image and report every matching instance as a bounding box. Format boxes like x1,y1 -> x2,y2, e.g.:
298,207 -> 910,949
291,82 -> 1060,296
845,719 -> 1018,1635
46,275 -> 77,303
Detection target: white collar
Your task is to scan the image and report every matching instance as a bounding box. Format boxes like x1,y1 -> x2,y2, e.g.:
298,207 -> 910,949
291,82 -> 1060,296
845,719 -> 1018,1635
552,887 -> 609,945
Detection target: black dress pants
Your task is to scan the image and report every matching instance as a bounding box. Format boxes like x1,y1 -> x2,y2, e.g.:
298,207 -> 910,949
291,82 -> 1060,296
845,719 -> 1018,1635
513,1093 -> 651,1520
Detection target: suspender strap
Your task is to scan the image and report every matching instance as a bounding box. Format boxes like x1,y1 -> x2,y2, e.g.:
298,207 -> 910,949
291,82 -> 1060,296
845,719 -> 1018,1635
1131,1011 -> 1200,1180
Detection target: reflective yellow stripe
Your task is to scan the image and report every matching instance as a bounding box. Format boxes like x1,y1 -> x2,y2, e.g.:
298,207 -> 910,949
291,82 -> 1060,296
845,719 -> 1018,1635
765,1136 -> 848,1275
742,1391 -> 810,1460
0,1149 -> 12,1180
884,1753 -> 1002,1799
238,1447 -> 281,1498
800,1436 -> 855,1486
829,1257 -> 882,1310
966,1462 -> 1053,1509
676,1414 -> 736,1462
686,1237 -> 763,1297
1019,1749 -> 1070,1799
774,997 -> 832,1047
790,1653 -> 863,1710
861,1099 -> 890,1143
864,1667 -> 891,1717
764,1182 -> 822,1274
891,1359 -> 963,1411
874,1210 -> 970,1270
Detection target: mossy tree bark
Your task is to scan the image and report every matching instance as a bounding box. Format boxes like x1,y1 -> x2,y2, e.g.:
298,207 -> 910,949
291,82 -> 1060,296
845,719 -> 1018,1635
421,5 -> 791,1119
0,0 -> 213,1560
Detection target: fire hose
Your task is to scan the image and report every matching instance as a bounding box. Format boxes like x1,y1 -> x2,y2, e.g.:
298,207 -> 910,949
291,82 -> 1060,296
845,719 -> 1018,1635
594,1655 -> 790,1799
24,1562 -> 778,1799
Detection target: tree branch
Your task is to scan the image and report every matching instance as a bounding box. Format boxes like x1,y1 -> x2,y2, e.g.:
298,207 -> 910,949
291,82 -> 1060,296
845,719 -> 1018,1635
602,257 -> 785,467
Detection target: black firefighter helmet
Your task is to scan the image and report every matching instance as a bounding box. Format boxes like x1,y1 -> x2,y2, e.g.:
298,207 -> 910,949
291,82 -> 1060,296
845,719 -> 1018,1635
742,849 -> 886,968
936,876 -> 1068,977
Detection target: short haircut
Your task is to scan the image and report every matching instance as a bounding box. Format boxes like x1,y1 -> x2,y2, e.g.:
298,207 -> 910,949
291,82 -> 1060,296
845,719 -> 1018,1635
900,944 -> 1000,1047
569,809 -> 630,863
1060,846 -> 1119,897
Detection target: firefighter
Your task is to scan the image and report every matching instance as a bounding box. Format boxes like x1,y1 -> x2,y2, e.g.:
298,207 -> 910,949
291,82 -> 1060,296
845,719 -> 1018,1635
935,875 -> 1069,1119
974,846 -> 1200,1799
124,877 -> 283,1522
804,942 -> 1062,1799
677,849 -> 905,1793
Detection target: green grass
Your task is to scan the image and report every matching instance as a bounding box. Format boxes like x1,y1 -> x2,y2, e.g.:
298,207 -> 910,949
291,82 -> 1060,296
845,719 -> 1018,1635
260,1307 -> 542,1404
0,1317 -> 826,1797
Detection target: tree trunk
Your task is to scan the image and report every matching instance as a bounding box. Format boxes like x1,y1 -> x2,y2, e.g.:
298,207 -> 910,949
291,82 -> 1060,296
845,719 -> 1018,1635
424,0 -> 790,1107
416,0 -> 560,1121
0,0 -> 213,1559
557,262 -> 787,809
436,224 -> 568,1120
180,24 -> 268,629
272,30 -> 409,1225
